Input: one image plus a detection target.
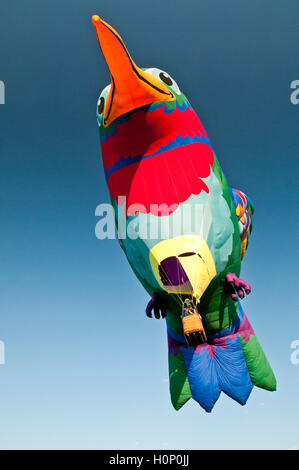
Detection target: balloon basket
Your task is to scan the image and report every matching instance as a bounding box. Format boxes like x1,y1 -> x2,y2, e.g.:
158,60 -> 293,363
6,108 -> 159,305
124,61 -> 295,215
182,302 -> 207,347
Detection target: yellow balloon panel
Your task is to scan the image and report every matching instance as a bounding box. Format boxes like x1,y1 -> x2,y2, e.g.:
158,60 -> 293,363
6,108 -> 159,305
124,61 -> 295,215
149,235 -> 216,301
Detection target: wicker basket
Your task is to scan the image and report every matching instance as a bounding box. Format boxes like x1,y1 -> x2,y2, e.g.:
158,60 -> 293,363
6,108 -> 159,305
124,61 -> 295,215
182,313 -> 207,346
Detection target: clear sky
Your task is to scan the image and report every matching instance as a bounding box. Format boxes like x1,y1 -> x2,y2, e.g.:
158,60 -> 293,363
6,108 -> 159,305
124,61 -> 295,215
0,0 -> 298,450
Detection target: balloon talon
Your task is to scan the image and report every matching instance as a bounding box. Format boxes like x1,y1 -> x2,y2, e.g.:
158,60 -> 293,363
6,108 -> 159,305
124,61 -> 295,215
146,293 -> 166,320
226,273 -> 252,301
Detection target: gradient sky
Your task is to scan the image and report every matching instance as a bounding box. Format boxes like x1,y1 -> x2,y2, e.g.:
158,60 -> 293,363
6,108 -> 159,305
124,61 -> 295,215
0,0 -> 298,450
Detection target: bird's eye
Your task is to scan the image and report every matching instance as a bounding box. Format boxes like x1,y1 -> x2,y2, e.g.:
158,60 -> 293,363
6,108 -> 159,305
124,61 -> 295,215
145,68 -> 181,95
97,85 -> 111,127
98,96 -> 105,115
159,72 -> 173,86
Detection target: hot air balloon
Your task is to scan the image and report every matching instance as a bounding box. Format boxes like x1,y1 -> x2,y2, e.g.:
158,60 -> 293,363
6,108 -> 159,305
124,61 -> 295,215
91,15 -> 276,412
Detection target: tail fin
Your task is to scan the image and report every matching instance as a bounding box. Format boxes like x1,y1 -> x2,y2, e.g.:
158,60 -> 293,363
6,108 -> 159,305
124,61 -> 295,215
167,301 -> 276,412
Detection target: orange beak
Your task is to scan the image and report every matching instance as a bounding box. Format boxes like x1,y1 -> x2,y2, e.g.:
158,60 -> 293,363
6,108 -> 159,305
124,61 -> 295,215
92,15 -> 175,127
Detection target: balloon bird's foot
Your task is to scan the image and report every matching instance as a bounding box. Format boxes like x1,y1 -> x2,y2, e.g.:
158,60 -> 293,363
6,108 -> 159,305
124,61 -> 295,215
146,293 -> 166,319
226,273 -> 251,301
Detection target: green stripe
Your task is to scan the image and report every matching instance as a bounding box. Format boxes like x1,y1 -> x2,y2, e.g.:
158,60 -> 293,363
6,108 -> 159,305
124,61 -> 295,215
168,350 -> 191,410
239,334 -> 277,391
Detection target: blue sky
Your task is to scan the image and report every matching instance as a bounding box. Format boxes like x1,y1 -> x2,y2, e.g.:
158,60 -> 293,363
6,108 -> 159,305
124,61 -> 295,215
0,0 -> 298,449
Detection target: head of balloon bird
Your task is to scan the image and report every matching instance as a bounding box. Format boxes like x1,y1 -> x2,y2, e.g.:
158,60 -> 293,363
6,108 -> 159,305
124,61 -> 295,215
92,16 -> 214,211
92,16 -> 224,303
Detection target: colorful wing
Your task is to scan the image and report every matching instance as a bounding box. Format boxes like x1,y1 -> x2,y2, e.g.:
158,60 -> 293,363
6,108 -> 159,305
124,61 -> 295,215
230,188 -> 254,259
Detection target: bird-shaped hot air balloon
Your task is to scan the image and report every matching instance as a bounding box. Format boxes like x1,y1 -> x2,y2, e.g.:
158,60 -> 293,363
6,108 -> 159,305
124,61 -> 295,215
91,15 -> 276,412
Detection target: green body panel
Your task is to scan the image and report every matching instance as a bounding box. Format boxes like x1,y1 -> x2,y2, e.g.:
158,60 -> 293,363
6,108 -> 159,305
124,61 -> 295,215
168,350 -> 192,410
239,335 -> 277,391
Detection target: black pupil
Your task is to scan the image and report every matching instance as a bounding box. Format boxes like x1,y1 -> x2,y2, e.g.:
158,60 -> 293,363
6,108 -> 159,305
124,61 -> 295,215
98,96 -> 105,114
159,72 -> 173,86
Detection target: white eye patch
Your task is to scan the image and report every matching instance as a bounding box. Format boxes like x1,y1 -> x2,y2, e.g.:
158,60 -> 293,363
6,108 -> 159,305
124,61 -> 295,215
145,68 -> 181,95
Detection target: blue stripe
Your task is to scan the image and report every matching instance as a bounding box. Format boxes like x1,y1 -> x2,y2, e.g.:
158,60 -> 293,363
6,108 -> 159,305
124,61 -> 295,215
167,324 -> 186,344
105,133 -> 212,181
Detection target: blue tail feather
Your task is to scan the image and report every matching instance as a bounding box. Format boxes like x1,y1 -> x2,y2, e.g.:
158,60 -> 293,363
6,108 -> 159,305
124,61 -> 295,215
167,301 -> 256,412
182,346 -> 221,412
214,337 -> 253,405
